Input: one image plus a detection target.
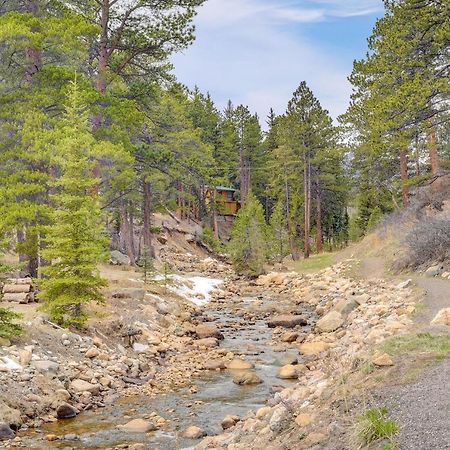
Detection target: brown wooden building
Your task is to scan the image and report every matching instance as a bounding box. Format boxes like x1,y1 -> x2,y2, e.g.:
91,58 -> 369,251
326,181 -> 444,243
213,186 -> 241,216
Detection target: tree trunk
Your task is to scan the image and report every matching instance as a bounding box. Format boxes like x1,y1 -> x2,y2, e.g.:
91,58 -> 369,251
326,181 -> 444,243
142,179 -> 155,258
24,0 -> 42,84
120,205 -> 136,265
316,178 -> 323,253
399,148 -> 409,208
212,190 -> 219,240
428,121 -> 439,175
303,152 -> 310,259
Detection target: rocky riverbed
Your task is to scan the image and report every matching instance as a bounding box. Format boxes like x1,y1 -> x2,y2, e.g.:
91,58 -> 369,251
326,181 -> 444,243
0,253 -> 420,449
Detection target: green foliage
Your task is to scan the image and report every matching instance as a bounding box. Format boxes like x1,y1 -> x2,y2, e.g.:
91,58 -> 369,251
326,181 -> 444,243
200,227 -> 224,254
348,215 -> 363,242
228,192 -> 269,276
367,206 -> 383,231
355,407 -> 398,446
269,201 -> 289,262
0,308 -> 23,339
138,247 -> 155,284
39,81 -> 108,328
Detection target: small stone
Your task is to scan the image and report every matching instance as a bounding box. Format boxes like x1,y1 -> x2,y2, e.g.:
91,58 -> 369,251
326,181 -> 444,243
277,364 -> 298,380
396,279 -> 413,289
372,353 -> 394,367
56,403 -> 78,420
70,379 -> 100,395
227,358 -> 254,370
85,347 -> 99,359
195,324 -> 223,340
267,315 -> 307,329
299,341 -> 329,355
118,419 -> 157,433
295,413 -> 313,427
232,371 -> 262,385
431,308 -> 450,326
221,415 -> 240,430
182,426 -> 207,439
32,360 -> 59,374
316,311 -> 344,333
256,406 -> 272,419
46,434 -> 58,441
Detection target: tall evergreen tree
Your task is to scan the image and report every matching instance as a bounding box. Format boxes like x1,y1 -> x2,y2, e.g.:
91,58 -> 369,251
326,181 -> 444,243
40,81 -> 108,328
228,192 -> 268,277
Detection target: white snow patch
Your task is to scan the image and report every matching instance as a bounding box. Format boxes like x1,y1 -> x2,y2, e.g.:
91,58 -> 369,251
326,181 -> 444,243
170,275 -> 223,306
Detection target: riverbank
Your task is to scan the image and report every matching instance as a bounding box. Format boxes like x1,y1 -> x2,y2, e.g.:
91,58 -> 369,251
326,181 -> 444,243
0,251 -> 424,449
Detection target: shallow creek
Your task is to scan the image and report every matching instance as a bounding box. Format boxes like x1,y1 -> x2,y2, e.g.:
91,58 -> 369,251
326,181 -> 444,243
19,294 -> 305,450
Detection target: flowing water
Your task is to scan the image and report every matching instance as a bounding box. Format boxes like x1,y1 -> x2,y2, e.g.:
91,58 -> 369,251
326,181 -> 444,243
18,295 -> 305,450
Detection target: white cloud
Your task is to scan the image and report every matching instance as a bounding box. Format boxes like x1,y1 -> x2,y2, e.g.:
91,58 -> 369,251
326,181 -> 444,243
172,0 -> 382,128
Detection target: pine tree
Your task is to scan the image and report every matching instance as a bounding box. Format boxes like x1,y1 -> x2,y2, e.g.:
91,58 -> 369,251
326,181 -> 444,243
39,81 -> 107,328
0,308 -> 23,339
269,201 -> 289,262
228,192 -> 268,276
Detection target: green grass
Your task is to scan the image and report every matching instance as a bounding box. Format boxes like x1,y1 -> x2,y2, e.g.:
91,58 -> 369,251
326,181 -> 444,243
382,333 -> 450,358
354,407 -> 398,447
288,252 -> 333,273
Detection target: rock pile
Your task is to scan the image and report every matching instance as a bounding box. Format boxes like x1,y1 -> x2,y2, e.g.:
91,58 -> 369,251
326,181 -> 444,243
195,261 -> 418,449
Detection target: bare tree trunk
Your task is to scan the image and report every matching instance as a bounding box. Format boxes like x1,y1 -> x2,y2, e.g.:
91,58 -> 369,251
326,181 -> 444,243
316,178 -> 323,253
142,179 -> 155,257
212,190 -> 219,240
303,152 -> 310,259
120,205 -> 136,265
92,0 -> 110,191
428,121 -> 440,175
399,148 -> 409,208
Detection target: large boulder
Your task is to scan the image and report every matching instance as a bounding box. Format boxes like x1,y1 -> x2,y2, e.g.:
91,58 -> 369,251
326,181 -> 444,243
232,371 -> 262,385
299,341 -> 330,356
267,315 -> 307,329
118,419 -> 157,433
227,358 -> 254,370
56,403 -> 78,420
316,311 -> 344,333
0,402 -> 21,429
195,324 -> 223,340
110,250 -> 131,266
431,308 -> 450,326
32,360 -> 59,374
221,415 -> 240,430
0,423 -> 15,441
183,426 -> 207,439
372,353 -> 394,367
277,364 -> 298,380
70,379 -> 100,395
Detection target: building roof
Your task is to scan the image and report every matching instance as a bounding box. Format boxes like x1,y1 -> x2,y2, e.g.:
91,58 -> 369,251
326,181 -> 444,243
215,186 -> 237,192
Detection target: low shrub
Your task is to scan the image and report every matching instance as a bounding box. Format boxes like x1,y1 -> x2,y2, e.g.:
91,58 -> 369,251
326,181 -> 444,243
0,308 -> 23,339
354,407 -> 398,447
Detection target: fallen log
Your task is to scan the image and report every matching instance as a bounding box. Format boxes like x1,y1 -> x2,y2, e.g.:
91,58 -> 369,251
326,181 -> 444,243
3,292 -> 34,303
2,284 -> 32,294
7,278 -> 32,285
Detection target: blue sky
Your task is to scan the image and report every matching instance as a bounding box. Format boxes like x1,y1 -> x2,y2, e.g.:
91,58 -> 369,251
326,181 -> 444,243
172,0 -> 384,126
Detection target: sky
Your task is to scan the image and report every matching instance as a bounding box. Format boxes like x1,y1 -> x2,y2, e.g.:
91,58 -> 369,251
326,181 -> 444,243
172,0 -> 384,127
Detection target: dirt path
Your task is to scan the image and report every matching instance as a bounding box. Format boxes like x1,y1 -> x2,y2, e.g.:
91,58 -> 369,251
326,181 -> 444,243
357,255 -> 450,449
